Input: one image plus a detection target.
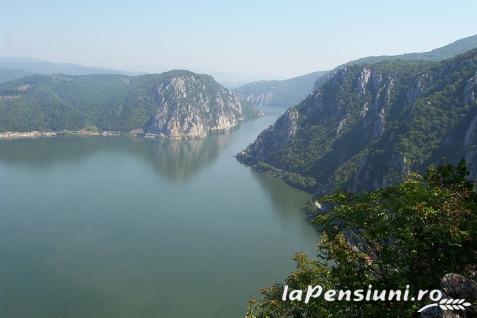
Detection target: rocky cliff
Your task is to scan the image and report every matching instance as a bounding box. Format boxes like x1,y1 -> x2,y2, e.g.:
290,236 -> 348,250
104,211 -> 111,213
0,70 -> 258,138
234,71 -> 328,108
145,71 -> 250,138
237,49 -> 477,193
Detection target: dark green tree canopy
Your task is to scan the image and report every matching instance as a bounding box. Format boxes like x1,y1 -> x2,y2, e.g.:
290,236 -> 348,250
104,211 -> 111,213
248,161 -> 477,317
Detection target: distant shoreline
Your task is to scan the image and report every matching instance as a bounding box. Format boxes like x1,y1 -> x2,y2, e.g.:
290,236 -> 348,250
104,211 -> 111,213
0,129 -> 143,140
0,126 -> 240,140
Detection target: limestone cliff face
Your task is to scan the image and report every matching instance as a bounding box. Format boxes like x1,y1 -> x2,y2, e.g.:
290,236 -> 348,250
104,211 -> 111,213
238,49 -> 477,193
240,91 -> 273,107
145,71 -> 251,138
239,108 -> 298,162
0,70 -> 258,137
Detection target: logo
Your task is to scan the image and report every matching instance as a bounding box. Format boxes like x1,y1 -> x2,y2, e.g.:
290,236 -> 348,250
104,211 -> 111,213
281,285 -> 473,314
418,298 -> 471,313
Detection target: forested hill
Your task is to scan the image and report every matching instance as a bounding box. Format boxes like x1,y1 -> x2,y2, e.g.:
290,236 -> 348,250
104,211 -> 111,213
312,34 -> 477,91
237,49 -> 477,193
0,69 -> 32,84
235,35 -> 477,108
346,33 -> 477,66
234,71 -> 328,108
0,70 -> 258,138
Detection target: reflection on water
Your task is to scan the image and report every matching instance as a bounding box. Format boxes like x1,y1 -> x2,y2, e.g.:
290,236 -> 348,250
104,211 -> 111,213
0,133 -> 232,183
144,134 -> 233,182
251,170 -> 314,229
0,107 -> 319,318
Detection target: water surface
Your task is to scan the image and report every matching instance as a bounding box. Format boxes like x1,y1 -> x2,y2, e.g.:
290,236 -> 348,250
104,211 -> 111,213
0,107 -> 319,318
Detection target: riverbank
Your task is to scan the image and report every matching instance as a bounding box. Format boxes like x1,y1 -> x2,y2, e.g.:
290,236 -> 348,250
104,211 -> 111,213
0,111 -> 318,318
0,130 -> 132,140
235,154 -> 318,193
0,122 -> 252,140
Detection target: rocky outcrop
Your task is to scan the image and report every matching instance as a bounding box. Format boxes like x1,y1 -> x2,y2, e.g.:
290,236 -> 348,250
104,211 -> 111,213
239,91 -> 273,107
237,108 -> 298,163
0,70 -> 258,138
464,70 -> 477,105
146,72 -> 250,138
406,73 -> 430,104
356,68 -> 371,94
463,113 -> 477,181
237,49 -> 477,193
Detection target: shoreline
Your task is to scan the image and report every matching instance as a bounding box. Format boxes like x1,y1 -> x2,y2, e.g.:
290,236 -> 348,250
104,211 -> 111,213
0,130 -> 136,140
235,154 -> 318,194
0,125 -> 242,141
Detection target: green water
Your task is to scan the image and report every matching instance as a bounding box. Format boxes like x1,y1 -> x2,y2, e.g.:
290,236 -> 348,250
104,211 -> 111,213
0,108 -> 319,318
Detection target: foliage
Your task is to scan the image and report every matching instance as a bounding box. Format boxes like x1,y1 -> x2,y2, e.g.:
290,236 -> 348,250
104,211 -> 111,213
0,70 -> 258,133
345,34 -> 477,65
241,49 -> 477,193
247,162 -> 477,317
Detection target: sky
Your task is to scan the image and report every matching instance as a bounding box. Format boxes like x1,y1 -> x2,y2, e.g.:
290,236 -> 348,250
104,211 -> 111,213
1,0 -> 476,81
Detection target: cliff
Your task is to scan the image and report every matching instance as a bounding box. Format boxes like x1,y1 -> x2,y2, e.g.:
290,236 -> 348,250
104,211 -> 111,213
0,70 -> 258,138
237,49 -> 477,193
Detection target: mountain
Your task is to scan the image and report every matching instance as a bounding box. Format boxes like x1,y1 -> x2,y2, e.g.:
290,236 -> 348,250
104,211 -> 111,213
234,71 -> 328,108
0,69 -> 32,84
237,49 -> 477,193
0,70 -> 258,138
218,80 -> 250,89
346,34 -> 477,66
312,34 -> 477,91
0,57 -> 127,76
234,34 -> 477,109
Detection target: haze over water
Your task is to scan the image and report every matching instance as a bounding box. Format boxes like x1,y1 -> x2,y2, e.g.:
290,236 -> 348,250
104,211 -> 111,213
0,107 -> 318,318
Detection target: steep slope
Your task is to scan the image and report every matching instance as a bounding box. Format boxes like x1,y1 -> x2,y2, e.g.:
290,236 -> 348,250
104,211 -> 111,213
234,71 -> 328,107
237,49 -> 477,193
0,70 -> 257,138
235,34 -> 477,109
313,34 -> 477,91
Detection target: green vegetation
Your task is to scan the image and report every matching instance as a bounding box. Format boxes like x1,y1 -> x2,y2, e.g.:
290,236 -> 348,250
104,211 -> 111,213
239,49 -> 477,193
0,70 -> 258,133
247,162 -> 477,317
344,34 -> 477,66
254,161 -> 317,191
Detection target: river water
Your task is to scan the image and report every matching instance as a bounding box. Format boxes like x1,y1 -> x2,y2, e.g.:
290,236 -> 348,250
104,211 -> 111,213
0,107 -> 319,318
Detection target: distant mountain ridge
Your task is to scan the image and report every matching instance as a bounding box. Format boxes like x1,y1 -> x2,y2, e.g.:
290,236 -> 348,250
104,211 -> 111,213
346,34 -> 477,65
234,35 -> 477,109
0,57 -> 129,84
234,71 -> 328,108
0,70 -> 258,138
312,34 -> 477,91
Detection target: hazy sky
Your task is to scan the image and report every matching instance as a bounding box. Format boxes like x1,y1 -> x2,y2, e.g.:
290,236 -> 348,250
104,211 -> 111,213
1,0 -> 476,81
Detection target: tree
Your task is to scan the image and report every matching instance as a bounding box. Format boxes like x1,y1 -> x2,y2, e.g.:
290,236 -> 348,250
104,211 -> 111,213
247,161 -> 477,317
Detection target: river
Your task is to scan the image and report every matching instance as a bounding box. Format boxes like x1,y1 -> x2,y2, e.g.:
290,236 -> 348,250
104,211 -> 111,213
0,106 -> 319,318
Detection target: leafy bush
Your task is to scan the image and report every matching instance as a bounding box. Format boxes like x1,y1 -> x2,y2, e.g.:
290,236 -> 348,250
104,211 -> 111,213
247,162 -> 477,317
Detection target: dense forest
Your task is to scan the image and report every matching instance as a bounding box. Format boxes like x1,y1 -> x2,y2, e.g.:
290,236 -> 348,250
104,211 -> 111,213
0,70 -> 258,136
238,49 -> 477,193
343,34 -> 477,66
247,162 -> 477,317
